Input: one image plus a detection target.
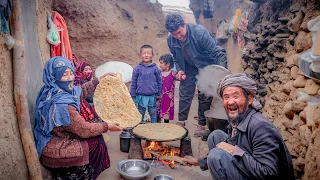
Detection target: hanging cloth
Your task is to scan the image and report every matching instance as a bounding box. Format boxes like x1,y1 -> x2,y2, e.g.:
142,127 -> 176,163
51,11 -> 73,61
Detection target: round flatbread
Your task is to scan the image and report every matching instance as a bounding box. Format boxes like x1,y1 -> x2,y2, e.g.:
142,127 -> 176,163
132,123 -> 187,141
94,73 -> 141,128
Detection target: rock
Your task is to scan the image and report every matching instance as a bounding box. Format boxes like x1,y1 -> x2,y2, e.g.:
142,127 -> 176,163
305,104 -> 320,129
285,41 -> 295,52
290,3 -> 300,13
299,125 -> 312,143
274,38 -> 288,48
294,31 -> 308,53
284,101 -> 308,119
278,17 -> 291,24
299,110 -> 306,123
293,75 -> 307,88
283,120 -> 293,129
304,32 -> 313,51
274,52 -> 287,59
266,61 -> 274,70
275,25 -> 290,34
244,67 -> 255,76
304,127 -> 320,179
283,80 -> 294,95
276,33 -> 291,38
287,11 -> 304,33
267,44 -> 279,54
291,66 -> 299,79
286,54 -> 297,68
293,114 -> 305,129
287,50 -> 297,58
257,89 -> 267,96
292,54 -> 300,66
304,79 -> 320,95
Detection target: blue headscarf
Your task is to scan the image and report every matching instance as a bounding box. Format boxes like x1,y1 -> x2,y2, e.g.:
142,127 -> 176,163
33,56 -> 81,157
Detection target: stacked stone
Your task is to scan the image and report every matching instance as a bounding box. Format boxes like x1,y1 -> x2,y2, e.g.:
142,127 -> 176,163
242,1 -> 320,179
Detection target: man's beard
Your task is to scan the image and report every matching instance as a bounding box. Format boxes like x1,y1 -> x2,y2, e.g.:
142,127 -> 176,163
227,101 -> 250,124
228,110 -> 247,124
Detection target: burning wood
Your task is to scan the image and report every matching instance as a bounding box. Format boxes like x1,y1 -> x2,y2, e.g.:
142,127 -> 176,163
143,141 -> 184,168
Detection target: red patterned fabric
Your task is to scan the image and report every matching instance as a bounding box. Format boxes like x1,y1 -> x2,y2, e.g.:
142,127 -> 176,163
74,62 -> 97,122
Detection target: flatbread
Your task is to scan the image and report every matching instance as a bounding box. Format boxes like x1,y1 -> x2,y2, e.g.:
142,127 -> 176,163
94,73 -> 141,128
132,123 -> 187,141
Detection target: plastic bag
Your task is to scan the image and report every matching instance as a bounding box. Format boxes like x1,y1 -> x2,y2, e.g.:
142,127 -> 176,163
46,12 -> 60,46
216,20 -> 229,39
307,16 -> 320,73
5,34 -> 15,50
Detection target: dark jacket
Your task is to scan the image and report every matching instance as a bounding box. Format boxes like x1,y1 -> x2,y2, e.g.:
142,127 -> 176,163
167,24 -> 227,72
130,62 -> 162,98
200,109 -> 294,180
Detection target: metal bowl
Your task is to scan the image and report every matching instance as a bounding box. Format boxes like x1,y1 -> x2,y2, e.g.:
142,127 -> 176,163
153,174 -> 174,180
116,159 -> 152,180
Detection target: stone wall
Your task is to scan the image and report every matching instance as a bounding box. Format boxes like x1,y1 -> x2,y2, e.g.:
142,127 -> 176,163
241,0 -> 320,179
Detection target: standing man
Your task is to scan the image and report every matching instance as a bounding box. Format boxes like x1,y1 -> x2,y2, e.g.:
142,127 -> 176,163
182,73 -> 294,180
166,14 -> 227,136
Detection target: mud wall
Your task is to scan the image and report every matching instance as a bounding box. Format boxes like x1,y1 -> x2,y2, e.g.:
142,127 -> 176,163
52,0 -> 170,68
0,37 -> 28,179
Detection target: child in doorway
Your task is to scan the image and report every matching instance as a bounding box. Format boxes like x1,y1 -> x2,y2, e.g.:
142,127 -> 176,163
130,45 -> 162,123
156,54 -> 177,123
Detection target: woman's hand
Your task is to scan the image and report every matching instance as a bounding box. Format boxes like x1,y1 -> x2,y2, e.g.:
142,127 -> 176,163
98,72 -> 116,81
108,123 -> 123,132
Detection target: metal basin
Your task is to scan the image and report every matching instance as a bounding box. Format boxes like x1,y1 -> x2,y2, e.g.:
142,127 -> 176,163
153,174 -> 174,180
116,159 -> 152,180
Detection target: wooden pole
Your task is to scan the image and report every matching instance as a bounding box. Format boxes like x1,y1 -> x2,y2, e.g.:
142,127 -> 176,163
11,0 -> 42,179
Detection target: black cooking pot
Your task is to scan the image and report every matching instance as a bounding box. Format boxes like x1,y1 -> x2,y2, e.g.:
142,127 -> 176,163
206,116 -> 229,133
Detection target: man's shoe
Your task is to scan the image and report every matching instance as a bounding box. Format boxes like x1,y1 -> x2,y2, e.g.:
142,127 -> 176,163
194,125 -> 206,137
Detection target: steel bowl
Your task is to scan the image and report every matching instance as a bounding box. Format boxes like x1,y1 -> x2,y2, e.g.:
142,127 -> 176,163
116,159 -> 152,180
153,174 -> 174,180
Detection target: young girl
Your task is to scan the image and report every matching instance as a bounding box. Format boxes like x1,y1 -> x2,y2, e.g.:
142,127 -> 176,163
157,54 -> 177,123
130,45 -> 162,123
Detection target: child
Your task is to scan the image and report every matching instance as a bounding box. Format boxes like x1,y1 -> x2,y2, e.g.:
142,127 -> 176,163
156,54 -> 177,123
130,45 -> 162,123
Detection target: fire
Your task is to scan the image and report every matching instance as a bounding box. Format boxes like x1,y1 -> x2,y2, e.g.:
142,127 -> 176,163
143,141 -> 180,168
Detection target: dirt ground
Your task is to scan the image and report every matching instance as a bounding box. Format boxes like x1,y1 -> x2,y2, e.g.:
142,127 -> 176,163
97,82 -> 212,180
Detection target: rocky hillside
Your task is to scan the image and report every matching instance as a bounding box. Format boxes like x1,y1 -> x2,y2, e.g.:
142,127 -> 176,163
52,0 -> 169,68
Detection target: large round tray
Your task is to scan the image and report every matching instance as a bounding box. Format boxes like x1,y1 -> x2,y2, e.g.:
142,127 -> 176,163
130,123 -> 189,142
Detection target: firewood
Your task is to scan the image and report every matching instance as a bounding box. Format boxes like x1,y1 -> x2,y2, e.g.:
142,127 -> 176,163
159,156 -> 187,166
145,150 -> 161,157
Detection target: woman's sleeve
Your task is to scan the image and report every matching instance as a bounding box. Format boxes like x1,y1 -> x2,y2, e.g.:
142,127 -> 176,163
80,79 -> 100,100
64,105 -> 108,138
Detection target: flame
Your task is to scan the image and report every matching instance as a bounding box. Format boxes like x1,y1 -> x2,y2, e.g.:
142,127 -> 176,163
143,141 -> 180,168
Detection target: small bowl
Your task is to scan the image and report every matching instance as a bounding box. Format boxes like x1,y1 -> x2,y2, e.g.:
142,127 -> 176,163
116,159 -> 152,180
153,174 -> 174,180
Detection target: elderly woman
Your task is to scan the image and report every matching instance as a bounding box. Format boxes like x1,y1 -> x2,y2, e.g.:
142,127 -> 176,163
33,56 -> 122,179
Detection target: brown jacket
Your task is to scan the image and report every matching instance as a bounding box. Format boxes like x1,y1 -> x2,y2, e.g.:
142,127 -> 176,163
40,79 -> 108,168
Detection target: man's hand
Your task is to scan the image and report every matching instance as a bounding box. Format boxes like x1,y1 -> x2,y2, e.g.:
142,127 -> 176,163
176,70 -> 186,81
182,156 -> 199,166
216,142 -> 235,155
176,121 -> 185,127
108,123 -> 123,132
98,72 -> 116,81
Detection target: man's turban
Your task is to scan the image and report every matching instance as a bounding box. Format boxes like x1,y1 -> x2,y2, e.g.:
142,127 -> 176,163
217,73 -> 262,110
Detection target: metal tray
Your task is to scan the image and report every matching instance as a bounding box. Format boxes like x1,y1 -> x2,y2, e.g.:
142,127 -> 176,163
130,123 -> 189,142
